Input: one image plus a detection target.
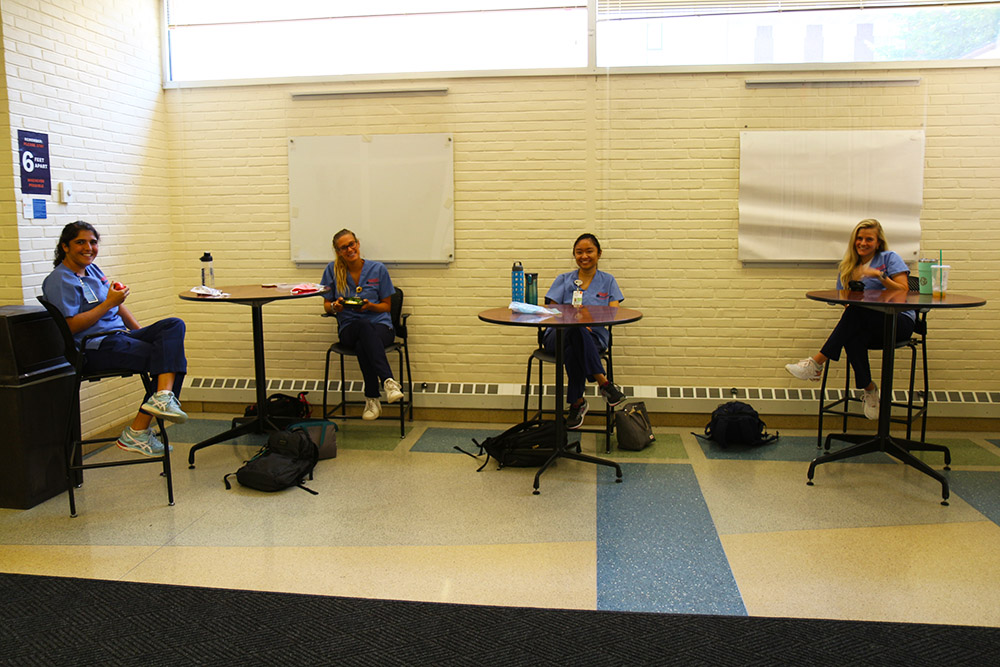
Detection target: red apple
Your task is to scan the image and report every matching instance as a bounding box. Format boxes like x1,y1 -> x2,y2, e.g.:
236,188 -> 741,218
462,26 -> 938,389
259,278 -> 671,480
112,281 -> 125,291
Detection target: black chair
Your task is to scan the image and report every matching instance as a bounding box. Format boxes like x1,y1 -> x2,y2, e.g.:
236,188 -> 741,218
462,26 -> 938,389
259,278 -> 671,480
817,276 -> 929,450
37,297 -> 173,518
322,288 -> 412,438
523,327 -> 616,453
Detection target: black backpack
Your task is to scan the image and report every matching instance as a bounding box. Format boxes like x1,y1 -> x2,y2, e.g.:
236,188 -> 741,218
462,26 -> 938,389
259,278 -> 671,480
694,401 -> 779,448
242,392 -> 311,429
224,429 -> 319,494
457,419 -> 565,471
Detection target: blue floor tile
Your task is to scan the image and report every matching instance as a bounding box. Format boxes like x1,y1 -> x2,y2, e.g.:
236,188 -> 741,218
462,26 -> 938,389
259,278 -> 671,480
697,434 -> 892,463
949,470 -> 1000,527
164,418 -> 268,448
597,463 -> 746,616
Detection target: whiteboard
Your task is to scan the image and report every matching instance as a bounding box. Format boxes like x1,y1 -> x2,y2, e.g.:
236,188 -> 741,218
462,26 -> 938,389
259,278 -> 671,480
738,130 -> 924,262
289,133 -> 454,264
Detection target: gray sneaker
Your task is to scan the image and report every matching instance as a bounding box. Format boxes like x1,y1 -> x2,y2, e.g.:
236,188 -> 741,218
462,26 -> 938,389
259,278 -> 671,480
142,390 -> 188,423
566,400 -> 588,430
116,426 -> 165,457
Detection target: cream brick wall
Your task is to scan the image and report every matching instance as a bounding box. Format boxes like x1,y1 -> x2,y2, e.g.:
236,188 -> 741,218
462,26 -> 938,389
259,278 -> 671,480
0,15 -> 22,303
168,70 -> 1000,398
3,0 -> 169,434
3,2 -> 998,437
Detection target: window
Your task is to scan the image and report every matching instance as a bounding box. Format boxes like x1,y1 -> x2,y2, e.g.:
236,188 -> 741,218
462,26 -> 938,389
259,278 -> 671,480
163,1 -> 1000,83
164,1 -> 588,82
596,1 -> 1000,67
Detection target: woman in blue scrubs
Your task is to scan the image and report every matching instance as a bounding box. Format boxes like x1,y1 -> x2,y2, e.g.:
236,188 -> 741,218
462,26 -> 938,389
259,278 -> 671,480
321,229 -> 404,421
785,218 -> 914,419
42,221 -> 188,457
544,233 -> 626,429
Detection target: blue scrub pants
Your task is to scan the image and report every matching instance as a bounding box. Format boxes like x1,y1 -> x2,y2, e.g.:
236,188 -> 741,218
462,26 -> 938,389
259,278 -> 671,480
819,306 -> 915,390
544,327 -> 607,404
339,321 -> 395,398
84,317 -> 187,402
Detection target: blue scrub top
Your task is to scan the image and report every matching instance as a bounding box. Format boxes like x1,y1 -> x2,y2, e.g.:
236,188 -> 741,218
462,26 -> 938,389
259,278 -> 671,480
545,269 -> 624,349
836,250 -> 914,322
320,259 -> 394,330
42,263 -> 126,348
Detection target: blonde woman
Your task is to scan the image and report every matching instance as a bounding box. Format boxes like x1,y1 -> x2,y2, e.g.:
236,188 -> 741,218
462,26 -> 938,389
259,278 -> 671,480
320,229 -> 403,420
784,219 -> 913,419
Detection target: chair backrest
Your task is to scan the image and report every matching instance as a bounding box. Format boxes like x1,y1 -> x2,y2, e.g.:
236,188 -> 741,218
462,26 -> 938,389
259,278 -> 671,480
36,296 -> 83,370
907,275 -> 919,291
390,288 -> 407,340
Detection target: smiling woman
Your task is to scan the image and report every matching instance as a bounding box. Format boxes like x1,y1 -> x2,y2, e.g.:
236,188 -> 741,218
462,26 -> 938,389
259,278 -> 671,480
41,221 -> 190,457
320,228 -> 404,422
784,218 -> 914,420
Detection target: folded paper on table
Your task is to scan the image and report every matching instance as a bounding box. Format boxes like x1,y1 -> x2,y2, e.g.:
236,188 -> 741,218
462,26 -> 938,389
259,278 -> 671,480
508,302 -> 560,316
189,286 -> 229,298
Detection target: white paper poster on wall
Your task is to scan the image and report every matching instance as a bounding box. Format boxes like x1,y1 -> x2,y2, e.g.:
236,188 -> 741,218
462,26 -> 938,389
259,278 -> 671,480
738,130 -> 925,262
288,133 -> 454,265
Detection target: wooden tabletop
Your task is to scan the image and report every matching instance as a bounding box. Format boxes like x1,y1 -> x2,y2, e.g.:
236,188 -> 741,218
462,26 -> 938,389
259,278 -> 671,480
179,284 -> 330,305
806,289 -> 986,311
478,303 -> 643,328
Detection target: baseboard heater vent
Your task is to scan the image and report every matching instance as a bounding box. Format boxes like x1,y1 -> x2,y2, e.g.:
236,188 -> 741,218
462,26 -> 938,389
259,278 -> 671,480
186,377 -> 999,406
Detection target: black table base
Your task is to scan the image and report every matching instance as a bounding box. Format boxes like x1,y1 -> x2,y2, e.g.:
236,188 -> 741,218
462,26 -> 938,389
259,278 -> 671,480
808,432 -> 952,505
532,327 -> 622,494
806,300 -> 951,504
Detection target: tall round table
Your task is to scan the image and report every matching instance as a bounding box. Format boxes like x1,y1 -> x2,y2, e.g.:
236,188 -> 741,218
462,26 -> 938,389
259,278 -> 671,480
804,289 -> 986,504
478,304 -> 643,494
179,284 -> 330,467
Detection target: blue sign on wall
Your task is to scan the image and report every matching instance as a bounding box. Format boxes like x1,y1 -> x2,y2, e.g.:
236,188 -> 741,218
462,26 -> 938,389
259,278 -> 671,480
18,130 -> 50,195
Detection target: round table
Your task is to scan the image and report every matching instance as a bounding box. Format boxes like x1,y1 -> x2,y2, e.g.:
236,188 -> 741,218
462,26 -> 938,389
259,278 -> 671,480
804,289 -> 986,504
478,304 -> 643,494
179,284 -> 330,466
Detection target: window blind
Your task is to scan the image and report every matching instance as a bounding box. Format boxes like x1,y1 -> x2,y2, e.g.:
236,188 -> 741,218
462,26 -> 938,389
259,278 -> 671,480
597,0 -> 997,20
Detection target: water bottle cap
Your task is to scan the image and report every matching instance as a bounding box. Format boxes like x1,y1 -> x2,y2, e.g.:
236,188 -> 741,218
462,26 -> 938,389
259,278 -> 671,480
200,252 -> 213,262
512,262 -> 522,270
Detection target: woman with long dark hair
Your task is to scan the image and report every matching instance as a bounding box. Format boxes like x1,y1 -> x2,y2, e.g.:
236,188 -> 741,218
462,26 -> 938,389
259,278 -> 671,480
42,221 -> 188,456
543,233 -> 626,429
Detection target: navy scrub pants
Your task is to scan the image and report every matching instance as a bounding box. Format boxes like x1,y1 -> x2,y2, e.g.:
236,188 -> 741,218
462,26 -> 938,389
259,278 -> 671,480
819,305 -> 915,390
544,327 -> 607,405
84,317 -> 188,402
338,320 -> 395,399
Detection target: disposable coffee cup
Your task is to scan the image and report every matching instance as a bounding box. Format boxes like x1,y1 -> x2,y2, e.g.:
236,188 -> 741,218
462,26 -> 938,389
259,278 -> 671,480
917,259 -> 934,294
930,264 -> 950,295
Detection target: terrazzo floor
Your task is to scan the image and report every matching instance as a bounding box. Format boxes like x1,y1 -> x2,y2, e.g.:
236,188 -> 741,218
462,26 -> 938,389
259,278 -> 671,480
2,413 -> 999,627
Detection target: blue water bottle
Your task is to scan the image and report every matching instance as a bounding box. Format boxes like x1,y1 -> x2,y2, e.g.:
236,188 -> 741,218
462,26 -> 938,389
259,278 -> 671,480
511,262 -> 524,303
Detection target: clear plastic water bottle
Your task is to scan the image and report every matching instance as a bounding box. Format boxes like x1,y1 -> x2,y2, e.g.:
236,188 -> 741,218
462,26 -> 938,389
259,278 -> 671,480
511,262 -> 524,303
200,252 -> 215,288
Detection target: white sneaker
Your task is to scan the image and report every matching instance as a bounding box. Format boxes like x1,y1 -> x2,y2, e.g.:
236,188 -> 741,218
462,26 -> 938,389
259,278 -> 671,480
785,358 -> 822,382
384,378 -> 404,404
863,386 -> 880,420
362,397 -> 381,421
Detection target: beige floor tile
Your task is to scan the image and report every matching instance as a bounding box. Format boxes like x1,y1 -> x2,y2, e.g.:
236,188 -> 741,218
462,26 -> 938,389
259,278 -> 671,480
694,458 -> 981,535
1,545 -> 161,580
722,521 -> 1000,627
125,542 -> 597,610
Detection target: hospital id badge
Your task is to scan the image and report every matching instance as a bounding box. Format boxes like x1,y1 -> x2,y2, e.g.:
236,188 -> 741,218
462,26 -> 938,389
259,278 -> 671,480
572,290 -> 583,307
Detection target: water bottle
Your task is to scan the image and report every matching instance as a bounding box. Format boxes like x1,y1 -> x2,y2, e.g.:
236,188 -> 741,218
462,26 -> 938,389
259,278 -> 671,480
200,252 -> 215,288
511,262 -> 524,303
525,273 -> 538,305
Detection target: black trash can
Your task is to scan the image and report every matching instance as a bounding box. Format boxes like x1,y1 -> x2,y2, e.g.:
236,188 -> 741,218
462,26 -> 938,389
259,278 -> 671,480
0,305 -> 75,509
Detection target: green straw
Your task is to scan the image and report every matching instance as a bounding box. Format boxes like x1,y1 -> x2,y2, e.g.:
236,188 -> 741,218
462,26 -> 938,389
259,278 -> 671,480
938,249 -> 943,296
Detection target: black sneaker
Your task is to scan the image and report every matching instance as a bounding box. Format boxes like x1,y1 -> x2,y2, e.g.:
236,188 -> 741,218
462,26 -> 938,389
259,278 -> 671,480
599,382 -> 626,407
566,399 -> 588,430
